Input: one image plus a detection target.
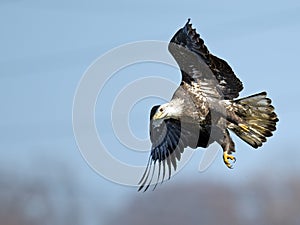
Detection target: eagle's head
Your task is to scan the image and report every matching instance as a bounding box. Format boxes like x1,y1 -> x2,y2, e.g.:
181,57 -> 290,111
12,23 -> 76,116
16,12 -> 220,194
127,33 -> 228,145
152,99 -> 184,120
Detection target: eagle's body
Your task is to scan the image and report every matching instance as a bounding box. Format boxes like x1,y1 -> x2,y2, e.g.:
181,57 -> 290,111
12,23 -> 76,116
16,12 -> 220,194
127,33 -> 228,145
138,19 -> 278,192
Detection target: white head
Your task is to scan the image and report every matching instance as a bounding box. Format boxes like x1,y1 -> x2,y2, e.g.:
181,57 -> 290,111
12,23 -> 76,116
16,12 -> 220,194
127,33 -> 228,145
152,99 -> 184,120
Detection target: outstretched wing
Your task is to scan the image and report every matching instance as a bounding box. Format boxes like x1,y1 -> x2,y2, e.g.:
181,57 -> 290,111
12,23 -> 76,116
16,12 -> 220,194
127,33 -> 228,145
138,106 -> 210,192
168,19 -> 243,100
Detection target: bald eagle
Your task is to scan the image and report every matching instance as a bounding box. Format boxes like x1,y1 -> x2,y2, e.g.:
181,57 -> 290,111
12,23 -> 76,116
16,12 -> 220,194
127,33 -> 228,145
138,19 -> 278,192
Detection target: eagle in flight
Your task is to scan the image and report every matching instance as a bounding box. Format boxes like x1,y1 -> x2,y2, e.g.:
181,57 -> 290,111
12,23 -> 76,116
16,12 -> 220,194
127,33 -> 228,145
138,19 -> 278,191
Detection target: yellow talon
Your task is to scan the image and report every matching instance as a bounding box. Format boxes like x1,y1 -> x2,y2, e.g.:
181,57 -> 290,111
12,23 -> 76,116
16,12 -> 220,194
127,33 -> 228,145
223,152 -> 236,169
239,123 -> 250,132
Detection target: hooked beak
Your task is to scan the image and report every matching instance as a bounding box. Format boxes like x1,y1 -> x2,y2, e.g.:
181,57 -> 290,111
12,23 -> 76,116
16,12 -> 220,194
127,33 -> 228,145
153,110 -> 167,120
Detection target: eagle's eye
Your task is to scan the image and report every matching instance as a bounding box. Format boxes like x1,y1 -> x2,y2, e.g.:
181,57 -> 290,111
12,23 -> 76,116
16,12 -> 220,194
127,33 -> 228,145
159,108 -> 163,112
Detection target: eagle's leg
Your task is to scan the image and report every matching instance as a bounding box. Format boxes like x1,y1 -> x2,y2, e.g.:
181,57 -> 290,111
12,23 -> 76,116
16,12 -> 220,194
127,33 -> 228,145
217,129 -> 236,169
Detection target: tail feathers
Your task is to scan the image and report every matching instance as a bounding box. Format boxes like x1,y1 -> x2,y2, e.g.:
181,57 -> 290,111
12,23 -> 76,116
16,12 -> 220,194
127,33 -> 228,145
229,92 -> 278,148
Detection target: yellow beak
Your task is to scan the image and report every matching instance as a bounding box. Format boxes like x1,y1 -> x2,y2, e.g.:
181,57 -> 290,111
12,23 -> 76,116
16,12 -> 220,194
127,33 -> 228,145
153,111 -> 166,120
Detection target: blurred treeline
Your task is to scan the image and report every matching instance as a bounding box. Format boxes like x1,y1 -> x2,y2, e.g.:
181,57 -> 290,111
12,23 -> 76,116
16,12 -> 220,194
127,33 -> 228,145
108,176 -> 300,225
1,169 -> 299,225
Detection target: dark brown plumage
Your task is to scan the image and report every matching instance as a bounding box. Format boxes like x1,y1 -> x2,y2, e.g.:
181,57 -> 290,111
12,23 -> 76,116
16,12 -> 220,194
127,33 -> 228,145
138,19 -> 278,192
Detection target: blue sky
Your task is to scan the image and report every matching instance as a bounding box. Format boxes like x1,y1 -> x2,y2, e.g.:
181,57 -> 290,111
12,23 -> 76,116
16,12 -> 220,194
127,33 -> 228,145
1,0 -> 300,224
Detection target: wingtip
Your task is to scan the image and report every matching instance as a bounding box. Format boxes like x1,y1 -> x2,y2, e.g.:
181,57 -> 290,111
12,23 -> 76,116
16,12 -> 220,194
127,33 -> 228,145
186,18 -> 191,26
137,185 -> 143,192
183,18 -> 192,32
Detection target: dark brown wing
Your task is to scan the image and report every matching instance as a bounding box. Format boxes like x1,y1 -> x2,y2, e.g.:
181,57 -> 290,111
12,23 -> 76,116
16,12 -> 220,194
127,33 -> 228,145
138,106 -> 211,192
168,19 -> 243,100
